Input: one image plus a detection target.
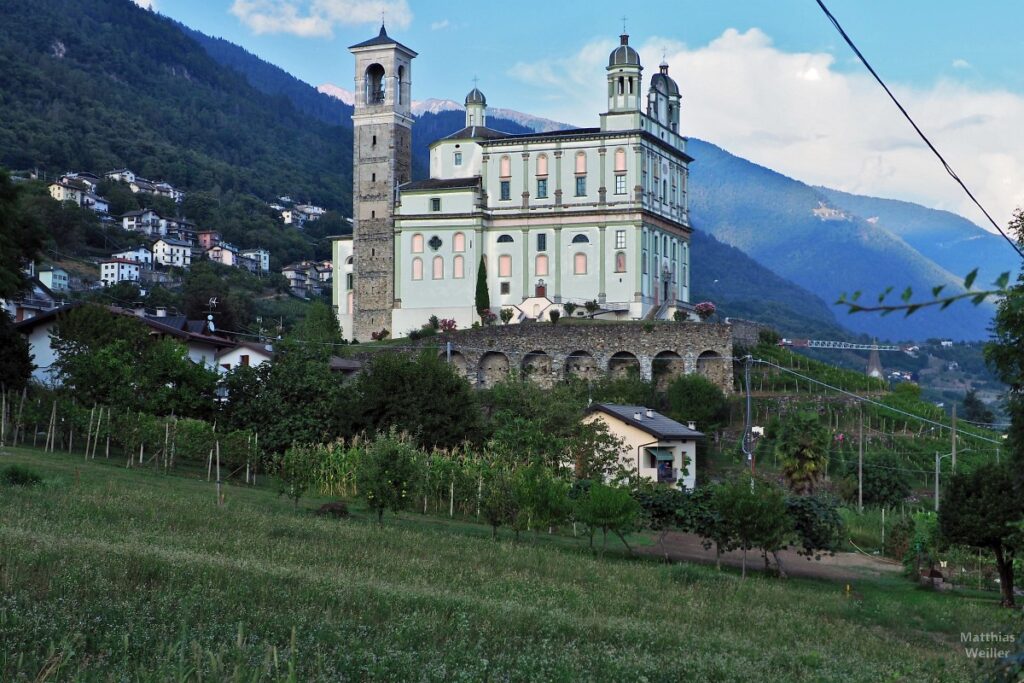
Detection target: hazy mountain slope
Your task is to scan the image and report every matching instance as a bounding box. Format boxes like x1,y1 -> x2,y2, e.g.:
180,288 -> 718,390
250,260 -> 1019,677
815,186 -> 1020,287
0,0 -> 350,211
687,139 -> 996,341
688,229 -> 851,339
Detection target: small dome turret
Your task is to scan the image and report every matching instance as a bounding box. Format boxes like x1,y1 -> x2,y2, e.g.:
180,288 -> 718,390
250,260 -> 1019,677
608,34 -> 641,67
465,87 -> 486,106
650,61 -> 680,97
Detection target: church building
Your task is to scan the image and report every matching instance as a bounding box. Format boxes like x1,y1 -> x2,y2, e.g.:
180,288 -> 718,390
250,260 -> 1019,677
335,27 -> 695,341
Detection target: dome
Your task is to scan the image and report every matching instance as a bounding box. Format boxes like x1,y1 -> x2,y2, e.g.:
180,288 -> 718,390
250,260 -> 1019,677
465,87 -> 486,106
651,62 -> 679,96
608,34 -> 640,67
650,73 -> 679,97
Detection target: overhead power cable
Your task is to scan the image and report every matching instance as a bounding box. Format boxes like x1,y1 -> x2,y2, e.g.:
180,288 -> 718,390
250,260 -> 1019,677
815,0 -> 1024,260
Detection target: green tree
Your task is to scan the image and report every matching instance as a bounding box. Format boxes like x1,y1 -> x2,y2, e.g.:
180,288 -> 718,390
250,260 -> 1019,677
0,169 -> 44,298
664,374 -> 730,434
939,462 -> 1023,607
962,389 -> 995,426
775,412 -> 830,495
573,481 -> 640,554
515,463 -> 571,537
0,309 -> 33,390
985,209 -> 1024,462
842,452 -> 910,508
353,352 -> 483,450
635,485 -> 687,560
278,444 -> 320,509
714,476 -> 792,578
785,494 -> 844,561
480,466 -> 520,539
475,255 -> 490,315
355,430 -> 420,522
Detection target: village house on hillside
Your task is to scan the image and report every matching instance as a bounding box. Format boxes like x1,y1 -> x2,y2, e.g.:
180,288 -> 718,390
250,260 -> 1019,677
583,404 -> 703,489
100,258 -> 141,287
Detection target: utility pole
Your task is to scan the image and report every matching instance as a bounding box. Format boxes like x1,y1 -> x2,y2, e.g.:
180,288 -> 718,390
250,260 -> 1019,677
950,404 -> 957,472
446,340 -> 452,363
742,356 -> 754,477
858,407 -> 864,513
934,452 -> 940,512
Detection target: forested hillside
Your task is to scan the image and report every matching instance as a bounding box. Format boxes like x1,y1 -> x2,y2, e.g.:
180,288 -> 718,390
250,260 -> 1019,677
0,0 -> 351,213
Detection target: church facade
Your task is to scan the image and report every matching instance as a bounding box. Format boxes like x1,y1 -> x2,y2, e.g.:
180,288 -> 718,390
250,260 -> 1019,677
335,28 -> 695,341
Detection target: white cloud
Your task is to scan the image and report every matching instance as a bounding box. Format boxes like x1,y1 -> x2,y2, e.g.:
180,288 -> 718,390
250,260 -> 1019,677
430,19 -> 449,31
507,28 -> 1024,231
132,0 -> 157,9
952,58 -> 971,69
230,0 -> 411,38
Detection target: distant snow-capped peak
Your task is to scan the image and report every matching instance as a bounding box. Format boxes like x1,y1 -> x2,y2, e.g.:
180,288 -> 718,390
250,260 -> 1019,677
317,83 -> 353,105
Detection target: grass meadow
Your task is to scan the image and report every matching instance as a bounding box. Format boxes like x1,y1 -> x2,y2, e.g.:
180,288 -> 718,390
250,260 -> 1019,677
0,446 -> 1018,681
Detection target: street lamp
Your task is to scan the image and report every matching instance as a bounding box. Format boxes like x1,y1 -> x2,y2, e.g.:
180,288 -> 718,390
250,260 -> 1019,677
934,448 -> 972,512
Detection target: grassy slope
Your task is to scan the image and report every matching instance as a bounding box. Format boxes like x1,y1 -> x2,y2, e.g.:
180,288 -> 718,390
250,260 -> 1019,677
0,448 -> 1013,681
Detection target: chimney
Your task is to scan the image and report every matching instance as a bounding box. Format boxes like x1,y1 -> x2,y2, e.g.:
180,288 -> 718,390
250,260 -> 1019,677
633,411 -> 642,421
132,301 -> 145,316
688,421 -> 696,430
155,307 -> 167,318
645,409 -> 655,418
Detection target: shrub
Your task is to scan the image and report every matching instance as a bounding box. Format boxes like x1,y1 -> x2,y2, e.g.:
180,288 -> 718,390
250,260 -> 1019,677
694,301 -> 716,320
673,310 -> 687,322
584,300 -> 599,314
427,315 -> 440,330
438,318 -> 457,332
562,302 -> 578,317
549,310 -> 560,325
1,465 -> 42,487
370,328 -> 390,341
499,308 -> 515,325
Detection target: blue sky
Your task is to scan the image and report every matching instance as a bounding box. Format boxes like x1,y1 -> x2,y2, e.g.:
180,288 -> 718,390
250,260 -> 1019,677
145,0 -> 1024,228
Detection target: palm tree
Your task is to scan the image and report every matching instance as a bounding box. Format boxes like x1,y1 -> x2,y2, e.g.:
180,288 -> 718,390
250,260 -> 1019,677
775,412 -> 830,495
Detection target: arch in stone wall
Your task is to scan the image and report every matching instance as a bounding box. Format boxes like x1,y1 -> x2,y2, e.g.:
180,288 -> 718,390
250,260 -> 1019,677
697,350 -> 728,388
565,350 -> 599,382
607,351 -> 641,379
521,350 -> 553,386
439,349 -> 469,381
478,351 -> 511,388
652,350 -> 686,390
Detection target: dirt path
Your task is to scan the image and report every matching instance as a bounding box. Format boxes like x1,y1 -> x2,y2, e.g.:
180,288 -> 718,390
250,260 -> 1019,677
637,531 -> 902,581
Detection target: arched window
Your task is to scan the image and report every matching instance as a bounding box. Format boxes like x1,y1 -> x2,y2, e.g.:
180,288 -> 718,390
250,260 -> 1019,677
614,148 -> 627,172
432,255 -> 444,279
575,151 -> 587,174
411,233 -> 424,253
396,65 -> 404,105
497,234 -> 514,243
536,154 -> 548,176
365,63 -> 385,104
498,254 -> 512,278
345,255 -> 353,265
346,273 -> 354,289
574,252 -> 587,275
617,76 -> 624,95
571,234 -> 590,244
453,232 -> 466,252
535,253 -> 549,276
411,257 -> 423,280
615,251 -> 627,273
453,255 -> 464,278
499,155 -> 511,178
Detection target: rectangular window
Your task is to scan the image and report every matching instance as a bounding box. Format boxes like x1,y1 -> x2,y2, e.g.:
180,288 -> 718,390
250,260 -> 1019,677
537,233 -> 547,252
615,230 -> 626,249
430,198 -> 441,212
536,178 -> 547,199
575,176 -> 586,197
500,180 -> 511,201
500,282 -> 510,295
454,152 -> 463,166
642,249 -> 648,274
615,174 -> 626,195
498,254 -> 512,278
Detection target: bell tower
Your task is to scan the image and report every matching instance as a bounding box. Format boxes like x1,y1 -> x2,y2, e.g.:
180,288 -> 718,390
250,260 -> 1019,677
348,25 -> 416,340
